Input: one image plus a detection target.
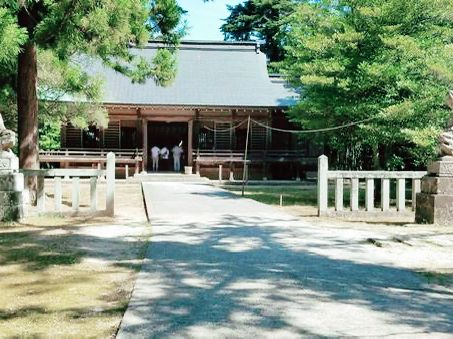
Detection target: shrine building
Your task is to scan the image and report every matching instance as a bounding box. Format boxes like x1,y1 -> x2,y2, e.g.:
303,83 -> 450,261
45,41 -> 319,179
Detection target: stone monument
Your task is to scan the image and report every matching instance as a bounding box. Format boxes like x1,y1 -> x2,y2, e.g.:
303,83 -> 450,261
416,91 -> 453,225
0,113 -> 24,221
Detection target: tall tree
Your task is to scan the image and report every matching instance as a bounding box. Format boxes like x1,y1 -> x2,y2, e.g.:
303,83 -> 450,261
221,0 -> 299,64
0,0 -> 184,173
282,0 -> 453,169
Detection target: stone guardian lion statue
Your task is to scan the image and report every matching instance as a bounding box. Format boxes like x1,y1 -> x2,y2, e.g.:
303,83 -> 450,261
439,90 -> 453,157
0,113 -> 16,155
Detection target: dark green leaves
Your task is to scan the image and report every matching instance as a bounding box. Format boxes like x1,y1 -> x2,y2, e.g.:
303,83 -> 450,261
0,0 -> 184,129
222,0 -> 300,63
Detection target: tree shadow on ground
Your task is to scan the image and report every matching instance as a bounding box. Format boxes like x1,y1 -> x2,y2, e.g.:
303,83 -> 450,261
0,220 -> 150,337
119,190 -> 453,337
0,221 -> 148,271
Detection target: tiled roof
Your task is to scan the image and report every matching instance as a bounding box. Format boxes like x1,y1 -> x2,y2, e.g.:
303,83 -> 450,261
77,41 -> 298,108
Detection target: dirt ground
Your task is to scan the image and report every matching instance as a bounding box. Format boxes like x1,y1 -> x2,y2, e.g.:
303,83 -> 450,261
2,181 -> 453,337
0,182 -> 149,338
282,205 -> 453,277
120,182 -> 453,337
227,184 -> 453,280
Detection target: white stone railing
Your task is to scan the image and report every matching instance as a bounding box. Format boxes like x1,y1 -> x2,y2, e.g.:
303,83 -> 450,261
21,152 -> 116,216
317,155 -> 427,216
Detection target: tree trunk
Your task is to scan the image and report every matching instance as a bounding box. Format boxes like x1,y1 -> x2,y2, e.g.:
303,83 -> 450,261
17,41 -> 39,171
371,143 -> 380,170
17,5 -> 40,200
372,143 -> 381,204
17,41 -> 39,201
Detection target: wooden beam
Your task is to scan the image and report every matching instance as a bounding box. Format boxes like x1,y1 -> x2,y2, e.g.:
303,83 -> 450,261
188,120 -> 193,166
145,116 -> 193,122
142,118 -> 148,172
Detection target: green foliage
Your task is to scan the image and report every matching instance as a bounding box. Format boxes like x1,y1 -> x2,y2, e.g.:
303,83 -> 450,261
149,0 -> 187,37
0,0 -> 184,142
282,0 -> 453,169
386,155 -> 405,171
0,6 -> 26,130
221,0 -> 300,65
37,50 -> 108,128
0,86 -> 16,128
39,121 -> 61,150
151,48 -> 178,86
0,7 -> 26,70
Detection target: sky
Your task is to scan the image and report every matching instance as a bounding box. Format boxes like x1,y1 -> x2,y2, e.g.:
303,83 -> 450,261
177,0 -> 244,41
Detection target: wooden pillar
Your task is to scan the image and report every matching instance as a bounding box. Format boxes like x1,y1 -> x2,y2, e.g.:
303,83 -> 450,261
266,118 -> 271,150
136,116 -> 142,148
188,120 -> 193,166
100,126 -> 104,148
142,118 -> 148,172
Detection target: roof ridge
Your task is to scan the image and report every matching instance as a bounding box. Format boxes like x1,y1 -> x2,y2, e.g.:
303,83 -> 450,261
150,39 -> 259,45
142,40 -> 261,52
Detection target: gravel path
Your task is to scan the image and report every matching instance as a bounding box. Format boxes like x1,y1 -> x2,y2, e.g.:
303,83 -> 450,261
118,182 -> 453,338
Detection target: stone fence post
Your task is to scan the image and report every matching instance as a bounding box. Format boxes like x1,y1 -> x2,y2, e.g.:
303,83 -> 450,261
416,158 -> 453,225
317,155 -> 328,216
106,152 -> 115,217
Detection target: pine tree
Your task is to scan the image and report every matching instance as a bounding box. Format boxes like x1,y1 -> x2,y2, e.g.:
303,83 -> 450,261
0,0 -> 184,173
221,0 -> 299,64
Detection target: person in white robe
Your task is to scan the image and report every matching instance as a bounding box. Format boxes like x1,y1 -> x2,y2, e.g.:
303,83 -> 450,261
151,146 -> 160,171
171,145 -> 183,172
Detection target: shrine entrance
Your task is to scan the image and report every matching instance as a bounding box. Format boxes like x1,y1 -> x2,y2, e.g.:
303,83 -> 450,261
147,121 -> 188,172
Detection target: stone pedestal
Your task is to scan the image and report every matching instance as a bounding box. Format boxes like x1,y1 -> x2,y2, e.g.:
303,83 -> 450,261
0,154 -> 18,171
0,151 -> 24,222
416,158 -> 453,225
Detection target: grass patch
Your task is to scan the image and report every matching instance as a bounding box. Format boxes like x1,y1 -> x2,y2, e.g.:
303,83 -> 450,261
224,182 -> 414,209
224,185 -> 333,207
0,216 -> 150,337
